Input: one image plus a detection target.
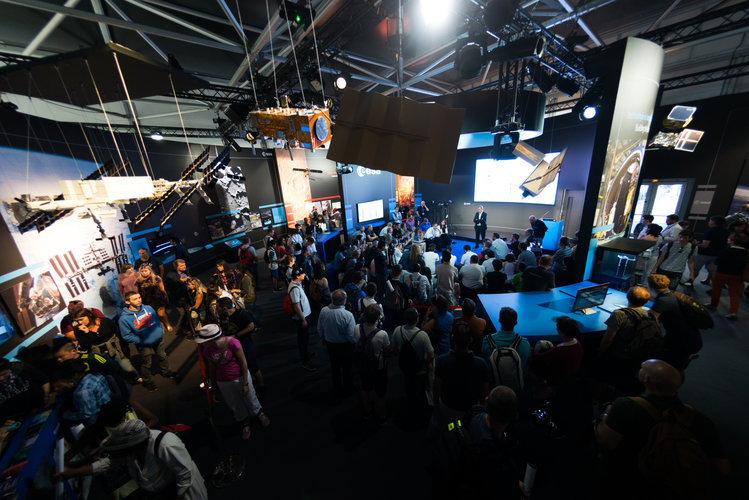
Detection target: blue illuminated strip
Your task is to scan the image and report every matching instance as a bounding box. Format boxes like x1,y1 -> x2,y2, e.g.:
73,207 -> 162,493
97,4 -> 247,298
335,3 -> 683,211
0,262 -> 46,285
205,210 -> 241,220
591,223 -> 615,234
126,224 -> 172,240
301,143 -> 311,148
271,222 -> 287,227
258,202 -> 283,209
4,309 -> 67,361
301,126 -> 310,132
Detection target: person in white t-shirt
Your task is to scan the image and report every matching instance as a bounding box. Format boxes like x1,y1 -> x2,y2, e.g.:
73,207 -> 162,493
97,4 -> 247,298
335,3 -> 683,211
354,305 -> 390,421
423,243 -> 440,273
491,233 -> 510,259
460,245 -> 477,267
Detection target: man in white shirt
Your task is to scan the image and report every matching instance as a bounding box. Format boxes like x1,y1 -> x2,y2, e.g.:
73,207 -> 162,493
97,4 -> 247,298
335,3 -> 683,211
459,255 -> 484,300
424,223 -> 442,247
290,223 -> 304,255
435,251 -> 458,305
481,250 -> 496,275
660,214 -> 683,245
423,243 -> 440,273
460,245 -> 477,267
379,223 -> 393,239
491,232 -> 510,259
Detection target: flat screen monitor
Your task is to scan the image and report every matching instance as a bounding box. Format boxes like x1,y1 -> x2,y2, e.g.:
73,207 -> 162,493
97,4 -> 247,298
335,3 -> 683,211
474,152 -> 560,204
271,206 -> 287,225
357,200 -> 384,224
572,283 -> 610,313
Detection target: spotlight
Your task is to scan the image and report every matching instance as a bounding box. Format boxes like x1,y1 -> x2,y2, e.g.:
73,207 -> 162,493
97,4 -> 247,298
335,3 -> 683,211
581,106 -> 597,120
420,0 -> 452,26
334,75 -> 347,90
150,132 -> 164,141
455,42 -> 484,80
490,132 -> 519,161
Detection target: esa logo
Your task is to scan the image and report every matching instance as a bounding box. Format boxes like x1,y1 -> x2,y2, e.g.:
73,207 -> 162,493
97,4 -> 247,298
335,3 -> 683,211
356,166 -> 381,177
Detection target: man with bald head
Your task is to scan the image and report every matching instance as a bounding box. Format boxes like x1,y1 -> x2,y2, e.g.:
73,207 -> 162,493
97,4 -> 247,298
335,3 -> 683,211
317,289 -> 356,397
597,359 -> 728,498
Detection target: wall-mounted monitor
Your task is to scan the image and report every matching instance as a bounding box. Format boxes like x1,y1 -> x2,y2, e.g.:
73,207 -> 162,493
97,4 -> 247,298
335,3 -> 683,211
357,200 -> 384,224
474,152 -> 560,205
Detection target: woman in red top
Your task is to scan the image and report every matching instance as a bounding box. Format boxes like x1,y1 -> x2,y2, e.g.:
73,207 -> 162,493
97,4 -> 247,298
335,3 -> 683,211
197,324 -> 270,440
530,316 -> 584,386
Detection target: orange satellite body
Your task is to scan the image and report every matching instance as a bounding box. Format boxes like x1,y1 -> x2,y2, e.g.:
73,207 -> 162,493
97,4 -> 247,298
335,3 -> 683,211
249,107 -> 332,150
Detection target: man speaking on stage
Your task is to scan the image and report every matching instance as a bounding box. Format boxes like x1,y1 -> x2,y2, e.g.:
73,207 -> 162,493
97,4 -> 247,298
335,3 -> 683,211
473,205 -> 487,247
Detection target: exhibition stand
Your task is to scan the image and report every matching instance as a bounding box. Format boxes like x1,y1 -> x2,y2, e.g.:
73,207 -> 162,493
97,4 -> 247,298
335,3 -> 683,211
477,281 -> 640,341
315,230 -> 344,263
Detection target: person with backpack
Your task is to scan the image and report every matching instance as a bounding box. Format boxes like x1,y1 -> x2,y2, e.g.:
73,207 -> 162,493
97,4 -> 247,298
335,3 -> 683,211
55,419 -> 209,499
654,230 -> 696,290
433,323 -> 490,426
647,274 -> 705,372
265,239 -> 282,292
598,286 -> 663,394
391,308 -> 434,418
354,305 -> 390,422
343,271 -> 367,318
288,268 -> 315,372
596,359 -> 728,500
383,265 -> 411,329
480,307 -> 530,391
405,263 -> 430,307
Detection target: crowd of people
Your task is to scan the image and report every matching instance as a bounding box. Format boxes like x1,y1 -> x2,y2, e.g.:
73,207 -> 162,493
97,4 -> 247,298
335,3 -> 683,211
0,202 -> 744,499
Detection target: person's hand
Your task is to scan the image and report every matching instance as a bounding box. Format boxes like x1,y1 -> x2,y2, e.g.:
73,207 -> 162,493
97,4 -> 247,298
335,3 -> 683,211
242,384 -> 249,396
53,466 -> 76,481
301,319 -> 308,328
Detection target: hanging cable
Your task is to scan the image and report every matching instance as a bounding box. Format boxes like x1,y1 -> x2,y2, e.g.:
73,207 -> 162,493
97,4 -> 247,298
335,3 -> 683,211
111,52 -> 156,181
168,74 -> 193,158
308,0 -> 325,107
234,0 -> 259,108
266,0 -> 279,106
54,65 -> 101,169
281,1 -> 306,107
85,58 -> 126,171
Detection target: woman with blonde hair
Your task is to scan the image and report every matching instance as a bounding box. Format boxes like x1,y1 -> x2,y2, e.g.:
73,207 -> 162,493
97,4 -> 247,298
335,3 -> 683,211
136,265 -> 173,332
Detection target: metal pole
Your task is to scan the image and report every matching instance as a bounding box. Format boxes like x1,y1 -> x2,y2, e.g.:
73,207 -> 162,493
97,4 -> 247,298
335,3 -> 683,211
397,0 -> 404,96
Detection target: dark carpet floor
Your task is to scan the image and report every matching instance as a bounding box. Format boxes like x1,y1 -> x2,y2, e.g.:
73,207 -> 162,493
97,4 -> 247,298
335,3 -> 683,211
129,257 -> 749,499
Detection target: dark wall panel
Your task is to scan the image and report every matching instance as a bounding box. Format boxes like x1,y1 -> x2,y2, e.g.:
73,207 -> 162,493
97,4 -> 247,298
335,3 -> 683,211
341,168 -> 396,232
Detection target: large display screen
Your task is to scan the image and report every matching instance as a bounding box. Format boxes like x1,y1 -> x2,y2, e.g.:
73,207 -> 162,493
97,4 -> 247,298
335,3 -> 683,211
474,152 -> 560,205
357,200 -> 384,223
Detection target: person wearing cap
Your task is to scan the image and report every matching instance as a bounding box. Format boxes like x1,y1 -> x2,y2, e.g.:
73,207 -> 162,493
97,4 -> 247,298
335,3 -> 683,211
289,267 -> 315,371
53,336 -> 141,385
118,291 -> 174,392
56,419 -> 208,499
196,324 -> 269,440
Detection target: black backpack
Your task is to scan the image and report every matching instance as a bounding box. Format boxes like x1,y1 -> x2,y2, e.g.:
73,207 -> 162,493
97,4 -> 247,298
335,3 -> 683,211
622,308 -> 664,363
631,397 -> 713,499
671,291 -> 714,329
355,325 -> 381,372
384,279 -> 407,312
397,327 -> 424,374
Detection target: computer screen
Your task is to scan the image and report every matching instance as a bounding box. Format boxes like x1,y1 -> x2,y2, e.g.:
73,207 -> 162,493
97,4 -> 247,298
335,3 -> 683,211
357,200 -> 384,224
572,283 -> 609,312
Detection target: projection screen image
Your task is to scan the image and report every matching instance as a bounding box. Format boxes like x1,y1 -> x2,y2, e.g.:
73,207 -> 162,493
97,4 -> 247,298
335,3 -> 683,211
474,152 -> 560,205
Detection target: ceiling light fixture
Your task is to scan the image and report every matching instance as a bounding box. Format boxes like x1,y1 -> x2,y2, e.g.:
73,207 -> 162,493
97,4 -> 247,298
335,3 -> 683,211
581,105 -> 597,120
334,75 -> 347,90
150,132 -> 164,141
420,0 -> 452,26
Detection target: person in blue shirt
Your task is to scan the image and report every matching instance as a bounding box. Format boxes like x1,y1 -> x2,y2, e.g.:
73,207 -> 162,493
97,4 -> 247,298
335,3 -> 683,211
53,359 -> 111,426
419,218 -> 431,234
317,290 -> 357,396
118,291 -> 174,392
481,307 -> 531,369
421,295 -> 454,356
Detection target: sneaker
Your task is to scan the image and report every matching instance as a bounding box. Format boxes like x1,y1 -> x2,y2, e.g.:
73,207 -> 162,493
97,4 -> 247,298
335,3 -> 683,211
301,363 -> 317,372
241,425 -> 252,440
162,371 -> 177,379
725,313 -> 737,320
144,381 -> 158,392
257,412 -> 271,427
700,279 -> 711,285
703,303 -> 717,310
683,279 -> 694,287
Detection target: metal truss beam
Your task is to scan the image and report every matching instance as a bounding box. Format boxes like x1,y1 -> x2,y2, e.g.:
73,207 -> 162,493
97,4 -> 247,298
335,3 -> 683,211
82,123 -> 225,138
641,1 -> 749,48
660,62 -> 749,91
169,83 -> 258,105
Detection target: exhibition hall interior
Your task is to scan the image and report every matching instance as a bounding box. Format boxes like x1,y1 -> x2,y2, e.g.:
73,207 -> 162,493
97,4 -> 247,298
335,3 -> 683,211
0,0 -> 748,498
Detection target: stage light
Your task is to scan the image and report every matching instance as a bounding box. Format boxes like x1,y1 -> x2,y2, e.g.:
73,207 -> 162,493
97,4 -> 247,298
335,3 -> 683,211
581,105 -> 597,120
150,132 -> 164,141
455,42 -> 484,80
420,0 -> 452,26
334,75 -> 347,90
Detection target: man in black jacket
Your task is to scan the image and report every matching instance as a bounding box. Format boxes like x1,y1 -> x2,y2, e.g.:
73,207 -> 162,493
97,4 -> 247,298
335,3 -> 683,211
473,205 -> 487,247
521,255 -> 555,291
